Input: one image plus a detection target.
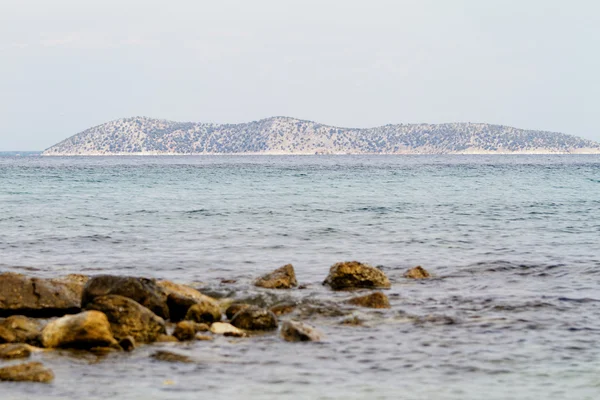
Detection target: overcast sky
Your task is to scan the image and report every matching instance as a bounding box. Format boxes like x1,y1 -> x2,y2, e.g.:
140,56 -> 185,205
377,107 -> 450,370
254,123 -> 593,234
1,0 -> 599,150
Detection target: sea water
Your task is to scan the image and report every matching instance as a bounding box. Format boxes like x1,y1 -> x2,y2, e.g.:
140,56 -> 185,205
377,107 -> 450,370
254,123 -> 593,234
1,155 -> 599,399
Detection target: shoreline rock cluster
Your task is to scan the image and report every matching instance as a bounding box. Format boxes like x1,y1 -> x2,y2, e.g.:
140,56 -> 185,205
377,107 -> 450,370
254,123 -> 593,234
0,262 -> 431,383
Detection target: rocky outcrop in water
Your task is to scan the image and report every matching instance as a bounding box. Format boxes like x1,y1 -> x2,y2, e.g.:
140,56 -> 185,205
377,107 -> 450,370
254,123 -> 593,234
254,264 -> 298,289
404,266 -> 431,279
0,316 -> 42,344
184,300 -> 222,324
280,321 -> 322,342
230,306 -> 278,331
346,292 -> 391,309
41,311 -> 118,349
42,116 -> 600,155
323,261 -> 391,290
0,343 -> 34,360
0,362 -> 54,383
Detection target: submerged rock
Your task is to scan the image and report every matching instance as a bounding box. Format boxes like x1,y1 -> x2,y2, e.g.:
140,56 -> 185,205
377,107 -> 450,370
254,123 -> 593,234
404,266 -> 431,279
151,350 -> 193,363
0,343 -> 33,360
280,320 -> 322,342
323,261 -> 391,290
0,315 -> 42,344
225,303 -> 250,320
0,272 -> 82,317
155,334 -> 179,343
159,280 -> 219,322
270,303 -> 297,316
82,275 -> 169,320
254,264 -> 298,289
85,295 -> 166,343
210,322 -> 246,337
41,311 -> 118,349
0,362 -> 54,383
346,292 -> 391,309
173,321 -> 196,341
184,299 -> 222,324
230,306 -> 278,331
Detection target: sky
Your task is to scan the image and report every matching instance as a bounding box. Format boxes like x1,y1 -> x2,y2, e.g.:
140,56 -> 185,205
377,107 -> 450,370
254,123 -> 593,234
0,0 -> 599,150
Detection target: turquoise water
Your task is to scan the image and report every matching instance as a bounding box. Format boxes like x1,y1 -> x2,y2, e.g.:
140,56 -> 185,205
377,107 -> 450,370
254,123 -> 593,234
1,155 -> 600,399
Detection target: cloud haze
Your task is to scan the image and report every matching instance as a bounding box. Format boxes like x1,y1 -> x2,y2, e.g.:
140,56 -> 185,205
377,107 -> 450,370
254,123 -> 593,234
1,0 -> 599,150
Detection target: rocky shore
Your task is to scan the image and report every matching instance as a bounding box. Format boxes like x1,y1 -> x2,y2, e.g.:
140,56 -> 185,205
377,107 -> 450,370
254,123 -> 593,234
0,262 -> 430,383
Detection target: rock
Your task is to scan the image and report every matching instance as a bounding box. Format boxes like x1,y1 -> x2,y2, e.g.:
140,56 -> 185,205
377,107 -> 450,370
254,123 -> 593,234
270,303 -> 296,316
82,275 -> 169,320
340,316 -> 364,326
119,336 -> 136,352
346,292 -> 391,309
254,264 -> 298,289
0,343 -> 33,359
155,334 -> 179,343
323,261 -> 391,290
225,303 -> 250,320
230,306 -> 278,331
158,280 -> 219,322
404,266 -> 431,279
151,350 -> 193,363
173,321 -> 196,341
196,334 -> 213,341
193,323 -> 210,332
41,311 -> 118,349
85,295 -> 166,343
184,300 -> 222,324
210,322 -> 246,337
280,320 -> 322,342
0,315 -> 42,344
0,362 -> 54,383
0,272 -> 82,317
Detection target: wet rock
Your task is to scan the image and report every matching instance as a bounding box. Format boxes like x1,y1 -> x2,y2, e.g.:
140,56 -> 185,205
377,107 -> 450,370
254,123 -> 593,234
151,350 -> 193,363
193,322 -> 210,332
0,343 -> 33,360
323,261 -> 391,290
280,320 -> 322,342
158,280 -> 219,322
0,315 -> 42,344
155,334 -> 179,343
254,264 -> 298,289
173,321 -> 196,341
82,275 -> 169,320
196,334 -> 213,341
210,322 -> 246,337
340,316 -> 365,326
41,310 -> 118,349
0,272 -> 82,318
0,362 -> 54,383
119,336 -> 136,352
184,300 -> 222,324
85,295 -> 166,343
225,303 -> 250,320
404,266 -> 431,279
346,292 -> 391,309
270,303 -> 297,316
230,306 -> 278,331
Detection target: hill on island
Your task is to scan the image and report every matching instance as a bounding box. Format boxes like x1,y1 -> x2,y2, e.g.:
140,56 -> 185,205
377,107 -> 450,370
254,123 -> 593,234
43,117 -> 600,155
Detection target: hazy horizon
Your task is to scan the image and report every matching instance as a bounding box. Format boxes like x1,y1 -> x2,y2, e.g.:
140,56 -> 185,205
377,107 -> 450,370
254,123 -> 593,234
1,0 -> 599,151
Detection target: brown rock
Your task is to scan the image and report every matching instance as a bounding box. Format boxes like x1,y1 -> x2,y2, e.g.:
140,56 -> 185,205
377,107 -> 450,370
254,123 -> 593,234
230,306 -> 278,331
85,295 -> 166,343
0,315 -> 42,344
0,343 -> 33,360
280,320 -> 322,342
173,321 -> 196,341
158,280 -> 219,322
270,303 -> 296,316
155,334 -> 179,343
0,272 -> 81,318
41,310 -> 118,349
82,275 -> 169,320
225,303 -> 250,320
323,261 -> 391,290
184,300 -> 222,324
0,362 -> 54,383
254,264 -> 298,289
196,334 -> 213,341
346,292 -> 391,309
404,266 -> 431,279
151,350 -> 193,363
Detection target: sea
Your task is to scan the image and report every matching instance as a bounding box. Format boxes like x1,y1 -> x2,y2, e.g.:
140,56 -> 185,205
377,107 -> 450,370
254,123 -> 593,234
1,154 -> 599,400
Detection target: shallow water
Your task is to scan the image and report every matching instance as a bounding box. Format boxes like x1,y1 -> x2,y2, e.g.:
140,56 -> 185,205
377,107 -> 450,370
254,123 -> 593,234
1,155 -> 600,399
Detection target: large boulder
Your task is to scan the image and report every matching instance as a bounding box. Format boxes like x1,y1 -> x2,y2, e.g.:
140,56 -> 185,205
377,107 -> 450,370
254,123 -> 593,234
280,321 -> 322,342
41,310 -> 118,349
184,300 -> 222,324
404,266 -> 431,279
345,292 -> 391,309
230,306 -> 278,331
85,295 -> 166,343
158,280 -> 219,322
323,261 -> 391,290
0,272 -> 82,317
0,315 -> 42,344
254,264 -> 298,289
0,362 -> 54,383
82,275 -> 169,320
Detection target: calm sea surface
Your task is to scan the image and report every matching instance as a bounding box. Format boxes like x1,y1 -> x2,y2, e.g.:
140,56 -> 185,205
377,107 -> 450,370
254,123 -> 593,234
1,155 -> 599,399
